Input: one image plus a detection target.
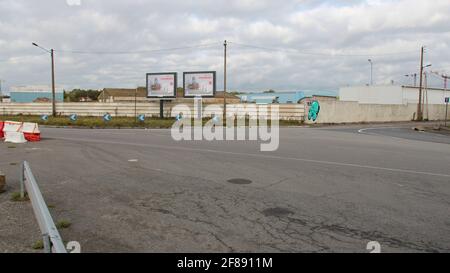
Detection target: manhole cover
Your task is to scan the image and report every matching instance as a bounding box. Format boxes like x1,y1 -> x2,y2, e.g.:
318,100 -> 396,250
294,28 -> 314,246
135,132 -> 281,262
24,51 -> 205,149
227,178 -> 253,185
262,207 -> 294,217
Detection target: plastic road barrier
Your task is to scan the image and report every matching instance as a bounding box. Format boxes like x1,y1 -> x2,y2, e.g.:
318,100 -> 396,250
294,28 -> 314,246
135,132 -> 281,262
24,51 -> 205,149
2,121 -> 41,143
3,121 -> 26,143
0,121 -> 4,139
2,121 -> 31,143
22,122 -> 41,142
4,131 -> 27,143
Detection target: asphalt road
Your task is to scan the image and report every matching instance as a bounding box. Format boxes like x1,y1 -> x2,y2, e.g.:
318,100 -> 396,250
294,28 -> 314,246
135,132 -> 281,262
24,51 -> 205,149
1,124 -> 449,253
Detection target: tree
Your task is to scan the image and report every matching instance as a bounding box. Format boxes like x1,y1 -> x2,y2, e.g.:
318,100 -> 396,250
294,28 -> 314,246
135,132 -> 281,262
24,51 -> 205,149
66,89 -> 101,102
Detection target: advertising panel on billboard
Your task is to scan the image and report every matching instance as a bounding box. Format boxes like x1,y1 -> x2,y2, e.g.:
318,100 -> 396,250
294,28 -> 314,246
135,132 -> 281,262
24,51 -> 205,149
183,71 -> 216,97
146,72 -> 177,98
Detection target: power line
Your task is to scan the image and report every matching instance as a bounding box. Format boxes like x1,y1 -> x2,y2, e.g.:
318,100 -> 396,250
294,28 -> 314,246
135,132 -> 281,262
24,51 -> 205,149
55,42 -> 221,55
228,41 -> 418,57
430,67 -> 450,74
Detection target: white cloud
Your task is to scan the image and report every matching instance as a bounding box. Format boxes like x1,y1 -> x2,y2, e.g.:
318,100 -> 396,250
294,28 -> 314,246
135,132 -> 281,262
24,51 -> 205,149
0,0 -> 449,92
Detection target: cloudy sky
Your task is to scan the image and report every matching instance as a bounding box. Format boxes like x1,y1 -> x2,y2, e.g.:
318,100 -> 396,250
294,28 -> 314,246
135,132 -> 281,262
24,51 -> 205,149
0,0 -> 449,93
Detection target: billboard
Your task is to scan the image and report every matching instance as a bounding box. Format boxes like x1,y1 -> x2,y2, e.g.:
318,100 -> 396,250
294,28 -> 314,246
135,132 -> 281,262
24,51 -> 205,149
183,71 -> 216,97
146,72 -> 177,98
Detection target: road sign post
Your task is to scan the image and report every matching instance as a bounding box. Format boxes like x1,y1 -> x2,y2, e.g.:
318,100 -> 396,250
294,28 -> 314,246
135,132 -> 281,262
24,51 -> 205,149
445,97 -> 449,127
160,100 -> 164,119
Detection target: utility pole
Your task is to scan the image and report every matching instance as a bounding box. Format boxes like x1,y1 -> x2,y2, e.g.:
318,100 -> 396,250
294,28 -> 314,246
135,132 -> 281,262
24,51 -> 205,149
417,46 -> 424,121
368,59 -> 373,85
51,49 -> 56,117
424,72 -> 429,120
446,78 -> 449,127
33,43 -> 56,117
223,40 -> 227,123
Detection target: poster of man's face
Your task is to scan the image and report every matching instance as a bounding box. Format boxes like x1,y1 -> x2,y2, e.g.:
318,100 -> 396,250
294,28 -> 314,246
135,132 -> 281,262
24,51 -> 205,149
184,72 -> 215,97
147,73 -> 176,97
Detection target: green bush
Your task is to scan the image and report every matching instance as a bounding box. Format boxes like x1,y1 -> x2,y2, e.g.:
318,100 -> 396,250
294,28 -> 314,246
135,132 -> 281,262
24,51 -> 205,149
11,192 -> 29,202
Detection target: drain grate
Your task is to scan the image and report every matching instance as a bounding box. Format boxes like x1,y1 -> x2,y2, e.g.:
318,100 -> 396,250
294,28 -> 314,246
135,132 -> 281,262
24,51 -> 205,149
262,207 -> 294,217
227,178 -> 253,185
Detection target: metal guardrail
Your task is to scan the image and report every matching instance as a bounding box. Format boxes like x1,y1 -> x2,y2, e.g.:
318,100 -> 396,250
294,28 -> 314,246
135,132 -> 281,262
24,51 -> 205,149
20,161 -> 67,253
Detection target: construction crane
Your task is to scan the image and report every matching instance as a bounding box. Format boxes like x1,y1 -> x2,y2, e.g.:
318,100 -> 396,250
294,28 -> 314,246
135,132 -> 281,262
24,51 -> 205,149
431,71 -> 450,89
404,73 -> 417,86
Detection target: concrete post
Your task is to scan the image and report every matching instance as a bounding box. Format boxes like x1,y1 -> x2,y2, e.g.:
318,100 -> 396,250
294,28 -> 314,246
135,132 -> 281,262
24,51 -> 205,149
0,171 -> 5,192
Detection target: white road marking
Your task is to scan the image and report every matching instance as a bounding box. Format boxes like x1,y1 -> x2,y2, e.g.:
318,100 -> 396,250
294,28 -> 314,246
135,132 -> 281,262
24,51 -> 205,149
52,136 -> 450,178
357,127 -> 403,134
43,127 -> 171,137
128,159 -> 139,162
358,126 -> 450,144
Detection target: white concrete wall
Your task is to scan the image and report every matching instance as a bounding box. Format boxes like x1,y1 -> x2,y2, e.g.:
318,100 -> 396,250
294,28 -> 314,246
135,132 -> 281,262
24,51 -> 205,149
340,85 -> 450,105
339,85 -> 403,104
0,102 -> 305,121
305,100 -> 448,124
403,87 -> 450,105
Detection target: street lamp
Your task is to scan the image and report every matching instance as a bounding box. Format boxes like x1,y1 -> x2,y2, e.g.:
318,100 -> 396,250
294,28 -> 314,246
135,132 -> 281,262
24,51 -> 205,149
32,42 -> 56,117
368,59 -> 373,85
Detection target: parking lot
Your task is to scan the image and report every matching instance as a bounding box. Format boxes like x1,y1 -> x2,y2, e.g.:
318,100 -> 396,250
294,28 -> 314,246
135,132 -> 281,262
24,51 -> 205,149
1,124 -> 449,253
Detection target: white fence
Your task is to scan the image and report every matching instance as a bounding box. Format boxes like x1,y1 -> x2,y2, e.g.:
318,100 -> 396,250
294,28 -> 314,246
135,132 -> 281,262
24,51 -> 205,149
0,102 -> 305,121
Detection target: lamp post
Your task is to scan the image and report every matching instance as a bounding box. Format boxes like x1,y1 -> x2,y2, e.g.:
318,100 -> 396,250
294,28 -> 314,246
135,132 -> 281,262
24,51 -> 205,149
418,63 -> 432,121
32,42 -> 56,117
368,59 -> 373,85
223,40 -> 227,123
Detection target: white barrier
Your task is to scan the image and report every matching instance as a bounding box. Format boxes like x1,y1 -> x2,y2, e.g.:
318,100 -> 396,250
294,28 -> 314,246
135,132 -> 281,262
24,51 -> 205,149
2,121 -> 41,143
3,121 -> 23,132
4,131 -> 27,143
3,121 -> 26,143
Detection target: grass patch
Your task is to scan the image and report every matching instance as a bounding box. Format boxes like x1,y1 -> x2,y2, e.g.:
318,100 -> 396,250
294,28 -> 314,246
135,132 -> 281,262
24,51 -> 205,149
0,115 -> 175,129
7,145 -> 16,149
32,239 -> 44,250
56,220 -> 71,229
11,192 -> 29,202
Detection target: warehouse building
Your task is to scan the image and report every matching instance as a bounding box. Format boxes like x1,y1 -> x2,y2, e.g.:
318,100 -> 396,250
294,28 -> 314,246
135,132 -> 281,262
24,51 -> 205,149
10,85 -> 64,103
239,91 -> 306,104
98,87 -> 241,103
339,85 -> 450,105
